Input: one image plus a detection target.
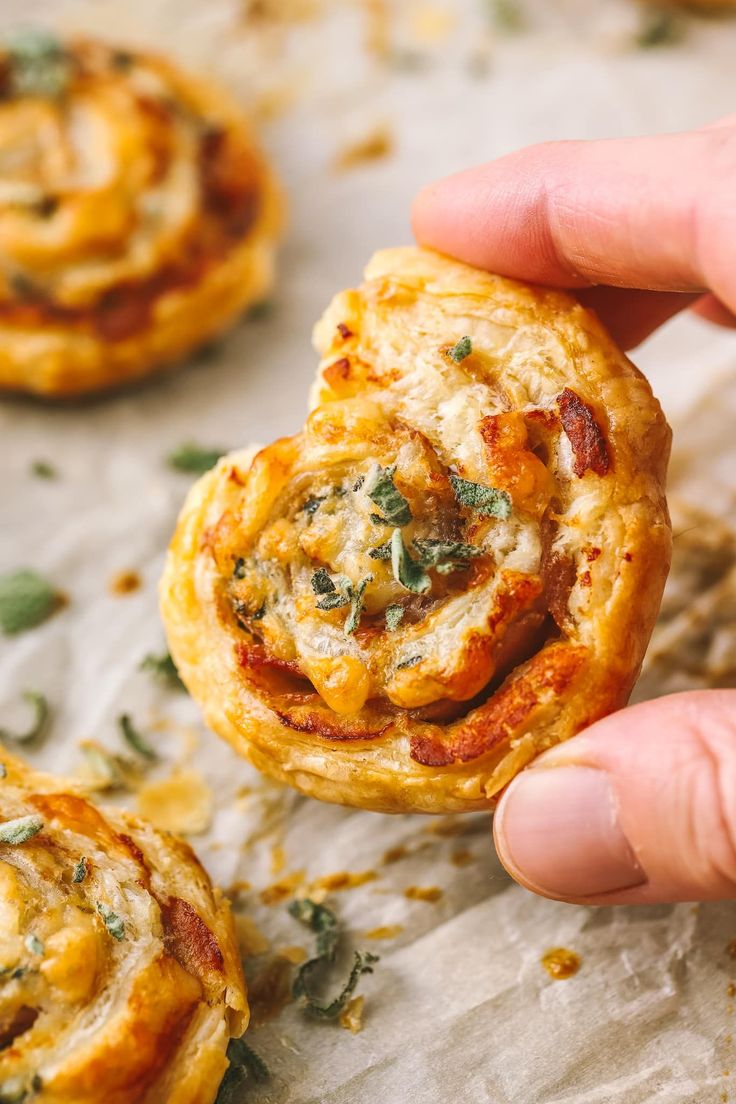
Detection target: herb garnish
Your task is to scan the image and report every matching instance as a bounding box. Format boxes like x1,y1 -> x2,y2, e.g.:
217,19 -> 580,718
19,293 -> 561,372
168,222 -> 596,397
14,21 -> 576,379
97,903 -> 125,941
302,494 -> 327,517
385,604 -> 404,632
345,575 -> 371,635
0,815 -> 43,845
413,538 -> 483,571
140,651 -> 185,691
313,572 -> 372,633
5,29 -> 71,99
391,530 -> 431,594
311,568 -> 337,595
489,0 -> 524,32
0,691 -> 49,745
366,465 -> 412,526
72,857 -> 88,884
24,934 -> 43,957
636,8 -> 682,49
215,1037 -> 269,1103
78,742 -> 139,792
368,541 -> 392,561
167,442 -> 225,475
0,569 -> 59,635
288,898 -> 379,1019
118,714 -> 157,762
449,475 -> 512,519
447,335 -> 472,363
315,592 -> 350,612
396,655 -> 422,670
30,459 -> 56,479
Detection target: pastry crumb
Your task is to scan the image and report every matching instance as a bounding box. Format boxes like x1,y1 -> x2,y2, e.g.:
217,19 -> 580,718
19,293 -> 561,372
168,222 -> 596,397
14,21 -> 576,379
363,924 -> 403,940
136,770 -> 213,834
108,569 -> 142,596
309,870 -> 377,893
339,994 -> 365,1034
333,125 -> 393,171
450,847 -> 474,866
404,885 -> 443,903
541,947 -> 581,980
260,870 -> 307,906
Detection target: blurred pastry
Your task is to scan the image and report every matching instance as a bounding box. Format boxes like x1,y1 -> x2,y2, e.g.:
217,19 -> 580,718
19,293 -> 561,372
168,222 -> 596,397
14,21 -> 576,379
0,752 -> 246,1102
0,30 -> 282,396
161,247 -> 671,814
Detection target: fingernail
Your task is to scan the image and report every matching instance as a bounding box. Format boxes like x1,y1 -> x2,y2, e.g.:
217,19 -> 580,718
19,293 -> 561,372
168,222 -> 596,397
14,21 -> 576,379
494,766 -> 645,899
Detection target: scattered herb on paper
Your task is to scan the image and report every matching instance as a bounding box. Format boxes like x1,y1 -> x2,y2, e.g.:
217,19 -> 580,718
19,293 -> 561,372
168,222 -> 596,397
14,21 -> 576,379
636,8 -> 682,49
214,1037 -> 269,1103
488,0 -> 525,32
0,691 -> 49,745
0,815 -> 43,845
167,442 -> 225,475
0,569 -> 59,635
140,651 -> 185,691
29,459 -> 56,479
288,898 -> 379,1019
449,474 -> 512,519
118,714 -> 157,762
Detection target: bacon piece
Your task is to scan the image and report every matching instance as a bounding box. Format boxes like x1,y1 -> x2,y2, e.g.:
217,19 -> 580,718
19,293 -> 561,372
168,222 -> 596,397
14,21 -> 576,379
557,388 -> 610,477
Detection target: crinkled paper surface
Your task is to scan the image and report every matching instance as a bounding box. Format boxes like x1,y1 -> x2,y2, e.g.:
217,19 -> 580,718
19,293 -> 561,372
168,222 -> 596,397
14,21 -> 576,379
2,1 -> 736,1101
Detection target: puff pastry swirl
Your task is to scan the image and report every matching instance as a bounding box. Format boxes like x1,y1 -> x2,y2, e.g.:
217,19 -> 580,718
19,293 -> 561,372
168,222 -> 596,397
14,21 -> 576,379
0,754 -> 246,1104
162,247 -> 671,813
0,32 -> 282,396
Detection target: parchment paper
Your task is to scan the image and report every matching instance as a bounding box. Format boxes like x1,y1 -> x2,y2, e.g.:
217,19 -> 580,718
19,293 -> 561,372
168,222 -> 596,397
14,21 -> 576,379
2,2 -> 736,1101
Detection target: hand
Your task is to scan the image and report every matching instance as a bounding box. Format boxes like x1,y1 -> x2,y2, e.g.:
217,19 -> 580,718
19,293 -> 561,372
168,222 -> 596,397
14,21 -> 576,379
412,119 -> 736,905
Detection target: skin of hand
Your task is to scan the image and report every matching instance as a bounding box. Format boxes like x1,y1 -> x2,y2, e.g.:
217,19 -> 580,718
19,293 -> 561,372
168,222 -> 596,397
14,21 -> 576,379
412,118 -> 736,905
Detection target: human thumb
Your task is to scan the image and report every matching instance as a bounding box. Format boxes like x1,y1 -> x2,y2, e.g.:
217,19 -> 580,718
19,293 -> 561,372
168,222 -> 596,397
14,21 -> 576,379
493,691 -> 736,904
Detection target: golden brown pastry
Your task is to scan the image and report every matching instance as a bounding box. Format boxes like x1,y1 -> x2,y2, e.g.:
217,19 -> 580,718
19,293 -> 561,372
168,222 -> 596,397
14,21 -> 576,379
0,753 -> 246,1103
0,30 -> 282,397
161,247 -> 671,814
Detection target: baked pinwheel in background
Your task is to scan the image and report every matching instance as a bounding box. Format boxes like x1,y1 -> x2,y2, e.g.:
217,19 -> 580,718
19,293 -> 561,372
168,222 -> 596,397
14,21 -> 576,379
162,247 -> 672,814
0,753 -> 246,1103
0,30 -> 282,397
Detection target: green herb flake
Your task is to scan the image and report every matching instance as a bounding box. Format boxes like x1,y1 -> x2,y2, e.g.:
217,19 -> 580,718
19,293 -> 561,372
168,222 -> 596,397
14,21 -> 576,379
315,592 -> 349,612
311,568 -> 336,595
447,335 -> 472,363
636,8 -> 682,49
449,474 -> 512,519
166,442 -> 225,475
288,897 -> 379,1019
368,541 -> 392,561
391,529 -> 431,594
97,903 -> 125,941
78,742 -> 139,793
118,713 -> 157,762
140,651 -> 185,691
0,569 -> 59,635
366,465 -> 412,527
396,654 -> 422,670
345,575 -> 372,635
488,0 -> 525,32
385,604 -> 404,632
302,494 -> 327,517
5,28 -> 72,99
0,815 -> 43,845
215,1038 -> 269,1103
72,857 -> 88,884
29,459 -> 56,479
246,299 -> 274,322
413,538 -> 483,569
24,934 -> 43,957
0,691 -> 49,745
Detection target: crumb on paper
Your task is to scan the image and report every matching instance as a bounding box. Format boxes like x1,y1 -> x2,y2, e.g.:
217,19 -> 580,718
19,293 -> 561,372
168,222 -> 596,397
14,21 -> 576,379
254,80 -> 302,121
382,845 -> 409,864
425,816 -> 466,837
339,994 -> 365,1034
226,879 -> 252,901
541,947 -> 581,980
136,769 -> 213,834
260,870 -> 307,906
235,914 -> 271,958
409,4 -> 455,43
450,847 -> 474,867
309,870 -> 378,893
271,844 -> 286,875
364,924 -> 403,941
404,885 -> 443,903
728,939 -> 736,959
333,125 -> 393,171
278,944 -> 308,964
362,0 -> 392,58
240,0 -> 322,24
108,569 -> 142,596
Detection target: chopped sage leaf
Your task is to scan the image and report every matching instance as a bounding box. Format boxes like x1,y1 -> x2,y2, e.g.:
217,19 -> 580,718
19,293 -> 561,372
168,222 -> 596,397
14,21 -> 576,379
118,714 -> 157,762
311,568 -> 336,595
0,569 -> 58,635
5,28 -> 71,99
24,934 -> 43,957
167,442 -> 225,475
315,592 -> 349,612
366,465 -> 412,527
97,903 -> 125,941
345,575 -> 372,635
368,541 -> 392,561
396,654 -> 422,670
636,8 -> 681,49
391,529 -> 431,594
0,815 -> 43,845
413,538 -> 483,569
0,691 -> 49,745
79,742 -> 139,792
215,1038 -> 269,1103
489,0 -> 524,32
246,299 -> 274,322
232,558 -> 247,579
447,335 -> 472,363
289,898 -> 340,959
297,948 -> 379,1020
72,857 -> 88,884
29,459 -> 56,479
302,494 -> 327,517
140,651 -> 185,691
385,604 -> 404,631
288,898 -> 379,1019
352,475 -> 365,492
449,475 -> 512,519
